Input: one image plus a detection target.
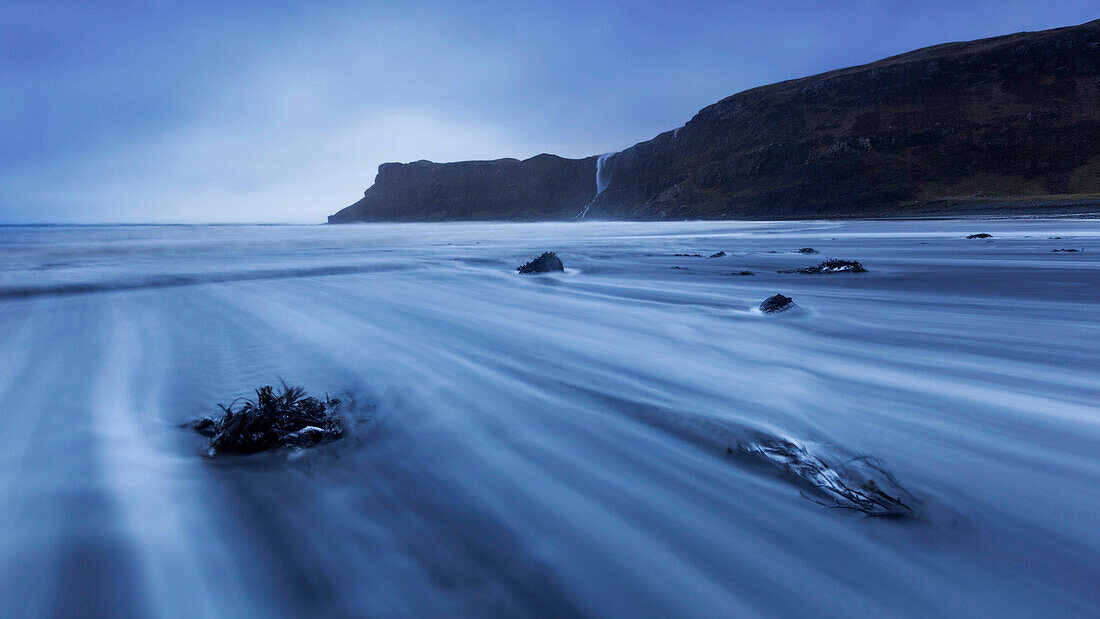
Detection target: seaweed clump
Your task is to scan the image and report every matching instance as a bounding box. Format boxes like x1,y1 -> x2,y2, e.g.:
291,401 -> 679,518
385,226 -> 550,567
740,438 -> 913,517
782,259 -> 866,274
191,384 -> 344,455
517,252 -> 564,274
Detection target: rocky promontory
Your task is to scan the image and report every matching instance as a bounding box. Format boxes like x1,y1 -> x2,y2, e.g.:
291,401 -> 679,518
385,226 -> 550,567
331,19 -> 1100,223
329,155 -> 597,222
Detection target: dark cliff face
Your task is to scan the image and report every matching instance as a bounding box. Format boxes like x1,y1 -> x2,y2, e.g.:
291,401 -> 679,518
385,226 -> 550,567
331,19 -> 1100,223
589,19 -> 1100,219
328,154 -> 598,222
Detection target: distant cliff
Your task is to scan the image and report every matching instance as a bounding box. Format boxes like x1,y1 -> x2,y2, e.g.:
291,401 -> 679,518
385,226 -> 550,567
328,155 -> 597,222
329,19 -> 1100,223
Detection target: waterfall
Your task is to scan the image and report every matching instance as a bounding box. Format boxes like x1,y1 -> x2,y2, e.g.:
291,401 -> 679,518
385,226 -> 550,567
595,152 -> 613,195
578,152 -> 616,219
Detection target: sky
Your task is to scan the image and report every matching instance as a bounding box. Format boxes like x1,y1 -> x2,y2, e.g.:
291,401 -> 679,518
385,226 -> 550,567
2,1 -> 1098,223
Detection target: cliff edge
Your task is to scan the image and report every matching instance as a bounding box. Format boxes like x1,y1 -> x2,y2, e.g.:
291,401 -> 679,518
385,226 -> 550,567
331,19 -> 1100,222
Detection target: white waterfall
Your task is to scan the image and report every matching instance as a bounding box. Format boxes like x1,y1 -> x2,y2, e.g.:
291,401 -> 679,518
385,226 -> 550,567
595,152 -> 613,195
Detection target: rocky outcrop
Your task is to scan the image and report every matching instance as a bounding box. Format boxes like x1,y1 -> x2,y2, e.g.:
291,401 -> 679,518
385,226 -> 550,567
759,294 -> 794,314
517,251 -> 565,274
328,155 -> 598,222
330,19 -> 1100,223
585,19 -> 1100,220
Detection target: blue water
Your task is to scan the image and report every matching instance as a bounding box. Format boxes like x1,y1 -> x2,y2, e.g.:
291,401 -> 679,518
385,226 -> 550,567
1,219 -> 1098,616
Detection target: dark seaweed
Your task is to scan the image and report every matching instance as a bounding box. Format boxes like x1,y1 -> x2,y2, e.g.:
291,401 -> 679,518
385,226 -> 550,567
739,438 -> 914,518
190,384 -> 344,456
781,259 -> 866,274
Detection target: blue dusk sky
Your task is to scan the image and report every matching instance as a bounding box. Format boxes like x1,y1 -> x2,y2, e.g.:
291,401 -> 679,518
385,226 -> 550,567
2,1 -> 1098,223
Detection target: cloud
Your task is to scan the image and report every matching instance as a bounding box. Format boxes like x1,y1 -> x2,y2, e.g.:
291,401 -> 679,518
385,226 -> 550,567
12,108 -> 541,223
3,0 -> 1099,222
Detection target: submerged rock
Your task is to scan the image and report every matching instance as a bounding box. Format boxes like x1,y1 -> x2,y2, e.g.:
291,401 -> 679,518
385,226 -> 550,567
726,271 -> 756,276
190,384 -> 344,455
797,247 -> 818,254
739,438 -> 913,517
1051,248 -> 1080,252
517,251 -> 564,274
674,253 -> 703,257
967,233 -> 993,239
760,294 -> 794,314
708,251 -> 727,258
782,259 -> 866,274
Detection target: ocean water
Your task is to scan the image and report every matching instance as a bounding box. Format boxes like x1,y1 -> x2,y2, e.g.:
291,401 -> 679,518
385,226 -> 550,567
0,219 -> 1098,617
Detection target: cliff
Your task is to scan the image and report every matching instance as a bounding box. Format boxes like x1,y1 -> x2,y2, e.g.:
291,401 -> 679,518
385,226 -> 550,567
328,154 -> 597,222
330,19 -> 1100,223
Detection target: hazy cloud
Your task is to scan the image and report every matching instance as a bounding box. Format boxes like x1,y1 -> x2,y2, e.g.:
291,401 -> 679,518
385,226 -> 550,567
2,0 -> 1098,222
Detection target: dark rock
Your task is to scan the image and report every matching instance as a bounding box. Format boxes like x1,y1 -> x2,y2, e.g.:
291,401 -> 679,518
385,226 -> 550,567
726,271 -> 756,276
517,252 -> 564,274
760,294 -> 794,313
674,253 -> 703,257
190,384 -> 344,456
708,251 -> 727,258
967,233 -> 993,239
329,155 -> 597,222
670,266 -> 688,270
783,259 -> 866,274
191,417 -> 218,437
797,248 -> 819,254
1052,248 -> 1081,252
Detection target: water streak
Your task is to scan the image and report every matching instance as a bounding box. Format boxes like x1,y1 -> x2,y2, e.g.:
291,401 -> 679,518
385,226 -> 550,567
1,219 -> 1098,616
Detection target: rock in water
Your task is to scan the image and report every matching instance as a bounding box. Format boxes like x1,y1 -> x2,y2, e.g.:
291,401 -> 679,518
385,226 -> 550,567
967,233 -> 993,239
783,259 -> 866,274
708,251 -> 727,258
760,294 -> 794,313
739,438 -> 913,517
517,252 -> 565,274
726,271 -> 756,276
189,384 -> 344,455
797,247 -> 818,254
812,259 -> 865,273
